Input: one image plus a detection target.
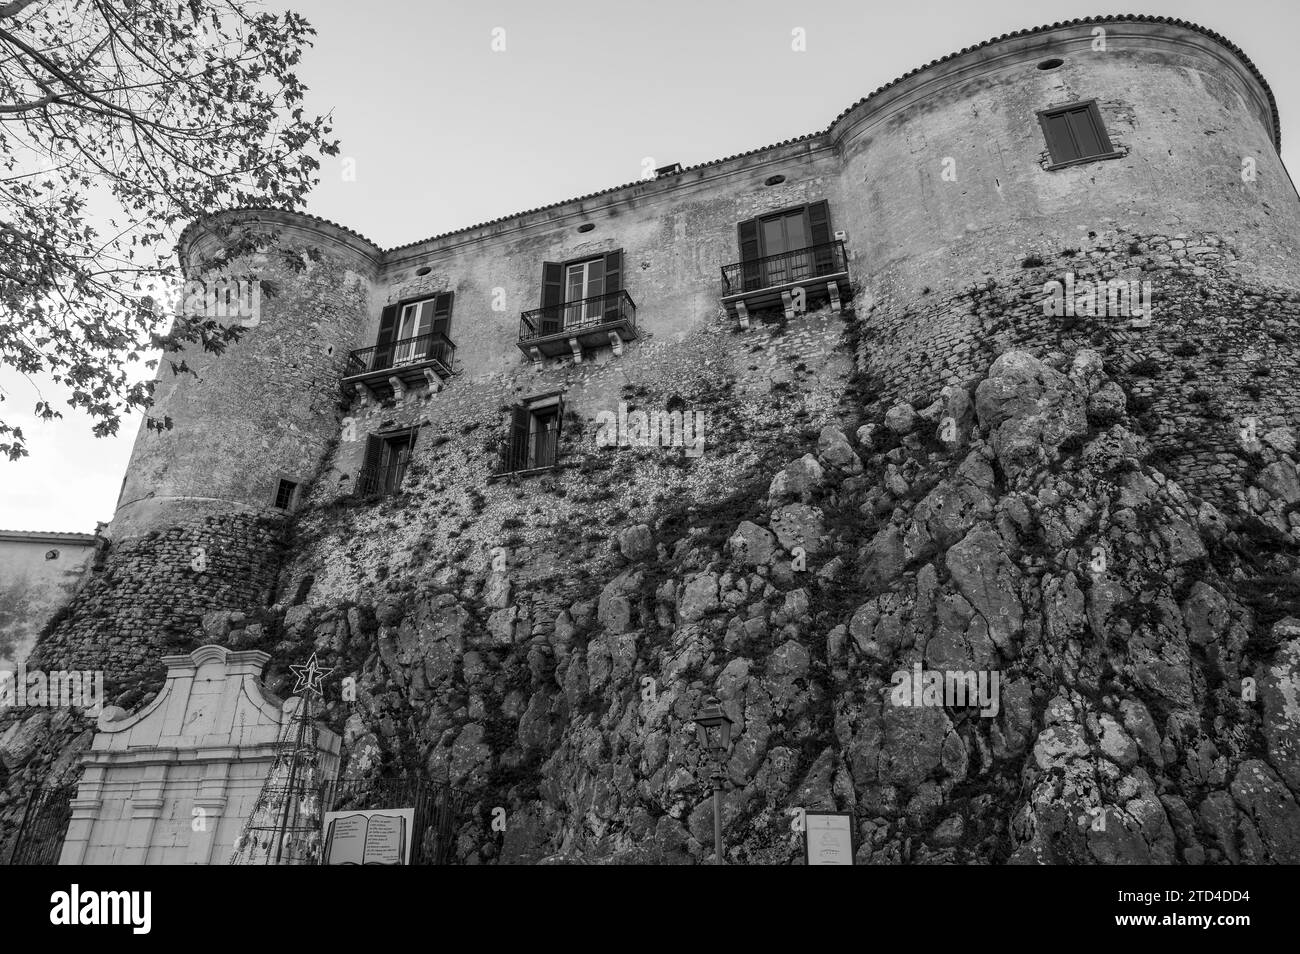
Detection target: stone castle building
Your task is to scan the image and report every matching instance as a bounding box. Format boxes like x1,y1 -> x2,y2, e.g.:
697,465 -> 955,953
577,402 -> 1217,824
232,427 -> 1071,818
4,15 -> 1300,865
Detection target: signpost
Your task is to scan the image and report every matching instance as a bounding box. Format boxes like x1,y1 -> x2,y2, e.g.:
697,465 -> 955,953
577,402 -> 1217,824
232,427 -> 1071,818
804,811 -> 854,865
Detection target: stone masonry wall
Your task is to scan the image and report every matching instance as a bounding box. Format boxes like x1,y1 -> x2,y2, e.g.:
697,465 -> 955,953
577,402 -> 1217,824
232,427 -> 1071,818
858,231 -> 1300,509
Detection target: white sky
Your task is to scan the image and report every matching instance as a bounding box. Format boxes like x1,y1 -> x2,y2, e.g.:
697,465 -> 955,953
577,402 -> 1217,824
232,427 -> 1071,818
2,0 -> 1297,532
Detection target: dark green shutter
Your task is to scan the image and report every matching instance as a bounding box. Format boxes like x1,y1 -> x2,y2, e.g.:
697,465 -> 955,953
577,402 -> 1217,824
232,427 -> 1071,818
738,218 -> 761,291
541,263 -> 564,334
374,304 -> 399,371
807,200 -> 834,274
602,250 -> 623,320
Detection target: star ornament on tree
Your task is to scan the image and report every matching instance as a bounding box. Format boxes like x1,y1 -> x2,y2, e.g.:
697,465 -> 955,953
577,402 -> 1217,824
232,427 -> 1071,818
289,653 -> 334,698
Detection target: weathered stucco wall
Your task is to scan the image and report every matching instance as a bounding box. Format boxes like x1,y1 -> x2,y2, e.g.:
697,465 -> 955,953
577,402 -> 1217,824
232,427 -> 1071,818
0,533 -> 97,671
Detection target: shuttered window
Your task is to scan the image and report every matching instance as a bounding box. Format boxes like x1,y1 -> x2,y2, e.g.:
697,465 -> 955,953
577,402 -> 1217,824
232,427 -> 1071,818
1038,101 -> 1116,167
374,293 -> 454,367
501,395 -> 565,473
539,250 -> 623,333
735,200 -> 835,291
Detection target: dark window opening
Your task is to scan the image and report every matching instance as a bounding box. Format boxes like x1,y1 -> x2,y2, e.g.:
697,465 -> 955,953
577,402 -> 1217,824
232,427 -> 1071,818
1038,100 -> 1118,168
45,549 -> 59,560
274,479 -> 298,510
501,397 -> 564,474
358,429 -> 418,496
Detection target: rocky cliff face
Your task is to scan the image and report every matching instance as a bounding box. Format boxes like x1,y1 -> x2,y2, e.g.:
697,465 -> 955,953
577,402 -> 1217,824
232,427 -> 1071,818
237,349 -> 1300,862
5,345 -> 1300,865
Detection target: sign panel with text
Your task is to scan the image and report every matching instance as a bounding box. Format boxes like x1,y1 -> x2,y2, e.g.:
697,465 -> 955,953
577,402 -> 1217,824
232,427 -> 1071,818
804,811 -> 854,865
322,808 -> 415,866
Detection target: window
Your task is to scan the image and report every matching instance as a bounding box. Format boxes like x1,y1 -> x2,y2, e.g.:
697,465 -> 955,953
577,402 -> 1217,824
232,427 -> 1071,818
538,251 -> 623,336
359,429 -> 418,496
501,395 -> 565,473
374,292 -> 454,368
45,549 -> 59,560
736,200 -> 835,291
273,479 -> 298,510
1038,100 -> 1119,168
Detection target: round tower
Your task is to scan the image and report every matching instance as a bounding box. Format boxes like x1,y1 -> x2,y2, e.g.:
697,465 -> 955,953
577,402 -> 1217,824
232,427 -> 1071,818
111,209 -> 382,540
28,210 -> 380,681
831,15 -> 1300,506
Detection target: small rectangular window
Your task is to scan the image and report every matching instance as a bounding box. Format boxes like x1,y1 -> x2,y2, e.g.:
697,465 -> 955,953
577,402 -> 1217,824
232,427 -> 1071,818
1038,100 -> 1118,168
274,479 -> 298,510
358,428 -> 418,496
500,395 -> 565,474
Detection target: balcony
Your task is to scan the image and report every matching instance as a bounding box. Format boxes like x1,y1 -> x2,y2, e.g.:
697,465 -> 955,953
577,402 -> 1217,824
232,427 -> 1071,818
496,427 -> 559,477
354,458 -> 409,497
343,332 -> 455,402
518,289 -> 637,362
720,240 -> 852,326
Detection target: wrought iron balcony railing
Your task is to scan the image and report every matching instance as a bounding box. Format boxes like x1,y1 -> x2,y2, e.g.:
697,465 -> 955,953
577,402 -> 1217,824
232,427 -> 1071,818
519,289 -> 637,342
720,240 -> 849,296
499,427 -> 559,475
345,331 -> 455,378
355,458 -> 409,497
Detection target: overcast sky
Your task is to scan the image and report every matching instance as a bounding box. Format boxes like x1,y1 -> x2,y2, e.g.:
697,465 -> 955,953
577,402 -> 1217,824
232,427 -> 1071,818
2,0 -> 1297,533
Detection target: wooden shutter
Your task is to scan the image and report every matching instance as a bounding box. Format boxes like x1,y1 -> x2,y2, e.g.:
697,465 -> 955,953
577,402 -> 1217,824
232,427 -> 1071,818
1041,111 -> 1077,164
541,262 -> 564,334
507,404 -> 531,472
1070,105 -> 1111,158
360,434 -> 382,495
431,292 -> 453,338
807,200 -> 834,274
738,218 -> 761,291
373,305 -> 399,371
602,250 -> 623,320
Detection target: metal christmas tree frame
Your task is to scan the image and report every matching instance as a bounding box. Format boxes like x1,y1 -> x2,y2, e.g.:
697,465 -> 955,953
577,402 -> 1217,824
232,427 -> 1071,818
230,653 -> 334,865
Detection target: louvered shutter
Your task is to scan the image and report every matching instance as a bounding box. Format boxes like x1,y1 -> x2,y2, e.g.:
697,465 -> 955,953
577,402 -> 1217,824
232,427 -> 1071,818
360,434 -> 382,495
373,304 -> 399,371
431,292 -> 453,338
541,263 -> 564,335
738,218 -> 761,291
602,250 -> 623,321
507,404 -> 531,472
807,200 -> 834,274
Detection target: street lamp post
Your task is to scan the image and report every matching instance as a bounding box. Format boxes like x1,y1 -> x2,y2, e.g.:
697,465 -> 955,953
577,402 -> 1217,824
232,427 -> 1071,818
693,695 -> 734,866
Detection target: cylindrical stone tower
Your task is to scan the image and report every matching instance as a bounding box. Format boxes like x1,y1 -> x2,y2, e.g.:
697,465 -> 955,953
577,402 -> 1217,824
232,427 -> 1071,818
30,209 -> 380,683
830,15 -> 1300,507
